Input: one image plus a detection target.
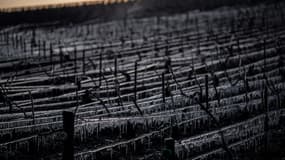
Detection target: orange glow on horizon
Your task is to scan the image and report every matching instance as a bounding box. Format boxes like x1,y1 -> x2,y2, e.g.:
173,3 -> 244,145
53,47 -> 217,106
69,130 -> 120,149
0,0 -> 128,11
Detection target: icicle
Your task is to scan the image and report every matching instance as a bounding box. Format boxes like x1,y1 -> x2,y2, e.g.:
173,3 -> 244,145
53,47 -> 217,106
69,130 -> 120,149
125,143 -> 128,157
147,136 -> 151,148
133,140 -> 136,153
110,148 -> 113,160
119,123 -> 122,138
97,123 -> 100,138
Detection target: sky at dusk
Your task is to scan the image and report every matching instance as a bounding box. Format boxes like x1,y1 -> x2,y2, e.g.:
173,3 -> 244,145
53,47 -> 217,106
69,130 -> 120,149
0,0 -> 106,10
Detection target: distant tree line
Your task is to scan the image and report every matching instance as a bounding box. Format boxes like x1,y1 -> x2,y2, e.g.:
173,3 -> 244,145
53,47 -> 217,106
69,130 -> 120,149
0,0 -> 282,27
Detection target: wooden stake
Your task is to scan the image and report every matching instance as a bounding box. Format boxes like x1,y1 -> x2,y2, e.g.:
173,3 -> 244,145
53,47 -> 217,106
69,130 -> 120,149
162,72 -> 166,104
62,111 -> 74,160
205,75 -> 209,109
99,50 -> 102,87
74,46 -> 77,75
263,38 -> 267,78
263,84 -> 269,155
82,50 -> 86,75
23,40 -> 26,53
114,54 -> 118,77
29,91 -> 35,125
49,43 -> 53,65
31,43 -> 33,56
195,17 -> 200,56
134,61 -> 138,102
43,41 -> 46,59
60,46 -> 63,67
38,40 -> 41,58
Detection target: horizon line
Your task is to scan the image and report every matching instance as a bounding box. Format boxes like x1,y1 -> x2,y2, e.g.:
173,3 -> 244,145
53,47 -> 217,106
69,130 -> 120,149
0,0 -> 132,13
